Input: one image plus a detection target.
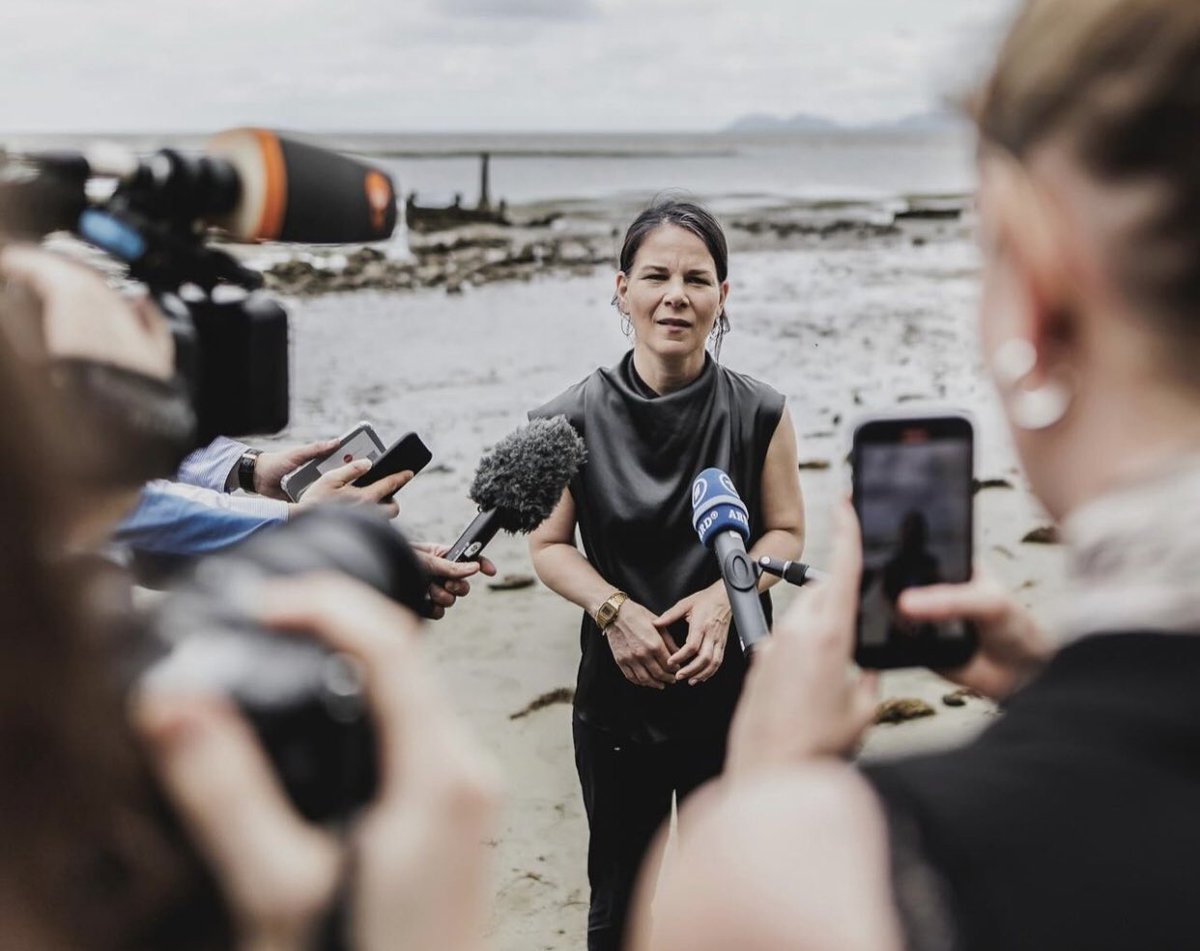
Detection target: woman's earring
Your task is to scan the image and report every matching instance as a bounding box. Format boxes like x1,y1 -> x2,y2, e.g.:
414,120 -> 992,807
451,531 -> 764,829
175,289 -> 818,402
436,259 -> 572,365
709,310 -> 728,340
992,338 -> 1073,431
620,310 -> 632,338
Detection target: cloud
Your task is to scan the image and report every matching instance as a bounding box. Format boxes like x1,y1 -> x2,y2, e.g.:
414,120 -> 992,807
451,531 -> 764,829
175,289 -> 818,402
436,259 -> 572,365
0,0 -> 1018,132
437,0 -> 599,20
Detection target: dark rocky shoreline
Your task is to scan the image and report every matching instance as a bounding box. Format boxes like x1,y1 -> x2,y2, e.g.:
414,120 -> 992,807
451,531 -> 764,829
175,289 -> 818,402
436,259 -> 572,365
259,198 -> 971,298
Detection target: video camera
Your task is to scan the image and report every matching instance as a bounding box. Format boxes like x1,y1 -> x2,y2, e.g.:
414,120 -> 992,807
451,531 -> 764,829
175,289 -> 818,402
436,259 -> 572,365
0,128 -> 397,442
1,131 -> 419,827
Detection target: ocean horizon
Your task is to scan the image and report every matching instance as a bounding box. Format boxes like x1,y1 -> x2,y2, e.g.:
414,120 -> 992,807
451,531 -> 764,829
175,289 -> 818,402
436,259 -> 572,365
2,128 -> 976,211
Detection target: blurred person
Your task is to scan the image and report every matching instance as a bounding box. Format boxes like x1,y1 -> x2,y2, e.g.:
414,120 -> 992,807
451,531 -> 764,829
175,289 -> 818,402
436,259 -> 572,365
0,247 -> 495,615
0,252 -> 501,949
631,2 -> 1200,950
528,199 -> 805,951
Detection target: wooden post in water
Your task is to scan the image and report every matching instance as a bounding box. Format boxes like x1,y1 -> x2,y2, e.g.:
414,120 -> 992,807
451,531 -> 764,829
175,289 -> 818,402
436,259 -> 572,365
478,152 -> 492,211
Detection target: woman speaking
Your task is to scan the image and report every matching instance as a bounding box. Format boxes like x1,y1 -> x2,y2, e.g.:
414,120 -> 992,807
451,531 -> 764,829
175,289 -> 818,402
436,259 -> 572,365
528,199 -> 805,951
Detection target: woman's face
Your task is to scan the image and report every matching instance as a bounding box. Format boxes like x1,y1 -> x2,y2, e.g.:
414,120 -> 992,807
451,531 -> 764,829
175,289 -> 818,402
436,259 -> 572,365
616,224 -> 728,361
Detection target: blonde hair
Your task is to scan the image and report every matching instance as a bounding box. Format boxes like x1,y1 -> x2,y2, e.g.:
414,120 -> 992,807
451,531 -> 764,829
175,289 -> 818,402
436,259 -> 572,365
973,0 -> 1200,338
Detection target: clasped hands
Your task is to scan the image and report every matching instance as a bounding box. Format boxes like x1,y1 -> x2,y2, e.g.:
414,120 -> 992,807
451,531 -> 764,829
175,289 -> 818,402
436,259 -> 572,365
605,583 -> 733,690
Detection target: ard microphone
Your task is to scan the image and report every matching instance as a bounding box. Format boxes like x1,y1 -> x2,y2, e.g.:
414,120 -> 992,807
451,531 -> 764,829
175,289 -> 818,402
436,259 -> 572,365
445,415 -> 587,564
691,467 -> 770,654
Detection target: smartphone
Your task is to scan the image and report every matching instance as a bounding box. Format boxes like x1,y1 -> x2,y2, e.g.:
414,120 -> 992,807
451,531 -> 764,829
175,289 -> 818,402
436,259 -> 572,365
351,431 -> 432,501
851,413 -> 977,669
282,421 -> 386,502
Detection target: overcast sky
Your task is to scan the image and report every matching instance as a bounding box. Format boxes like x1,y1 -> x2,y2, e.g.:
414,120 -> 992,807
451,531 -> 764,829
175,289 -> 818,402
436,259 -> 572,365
1,0 -> 1019,133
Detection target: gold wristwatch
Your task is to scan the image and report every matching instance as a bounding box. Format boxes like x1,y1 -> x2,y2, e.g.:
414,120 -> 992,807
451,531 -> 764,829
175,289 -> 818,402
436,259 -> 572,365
594,591 -> 628,633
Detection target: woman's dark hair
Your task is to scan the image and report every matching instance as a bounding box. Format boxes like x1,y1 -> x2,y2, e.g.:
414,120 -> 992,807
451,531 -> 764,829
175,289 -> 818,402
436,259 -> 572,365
616,197 -> 732,360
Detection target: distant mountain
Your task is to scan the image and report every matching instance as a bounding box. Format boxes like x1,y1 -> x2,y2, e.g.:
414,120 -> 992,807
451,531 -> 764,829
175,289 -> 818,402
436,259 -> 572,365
724,110 -> 966,134
724,112 -> 842,134
878,111 -> 967,132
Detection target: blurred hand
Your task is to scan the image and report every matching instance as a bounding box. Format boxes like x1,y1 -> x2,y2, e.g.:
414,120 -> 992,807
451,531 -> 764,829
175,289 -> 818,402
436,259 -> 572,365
413,543 -> 497,620
252,439 -> 340,499
134,574 -> 501,951
0,245 -> 173,379
657,583 -> 732,686
295,459 -> 412,519
604,599 -> 679,690
898,571 -> 1052,701
726,502 -> 878,779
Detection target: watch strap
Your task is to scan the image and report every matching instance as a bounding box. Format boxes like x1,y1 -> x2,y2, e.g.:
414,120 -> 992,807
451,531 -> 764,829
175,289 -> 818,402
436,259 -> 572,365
595,590 -> 628,633
237,448 -> 263,493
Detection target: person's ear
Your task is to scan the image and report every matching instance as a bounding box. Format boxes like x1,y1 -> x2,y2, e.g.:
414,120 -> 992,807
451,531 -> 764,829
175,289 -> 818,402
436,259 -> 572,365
615,271 -> 630,314
719,279 -> 729,316
979,152 -> 1079,365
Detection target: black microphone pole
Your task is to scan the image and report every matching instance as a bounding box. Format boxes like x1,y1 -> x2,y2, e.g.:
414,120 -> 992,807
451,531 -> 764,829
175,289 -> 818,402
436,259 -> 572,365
713,530 -> 771,653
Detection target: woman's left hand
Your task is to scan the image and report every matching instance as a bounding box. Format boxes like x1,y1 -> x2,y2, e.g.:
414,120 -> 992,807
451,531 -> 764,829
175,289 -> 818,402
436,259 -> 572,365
656,585 -> 733,686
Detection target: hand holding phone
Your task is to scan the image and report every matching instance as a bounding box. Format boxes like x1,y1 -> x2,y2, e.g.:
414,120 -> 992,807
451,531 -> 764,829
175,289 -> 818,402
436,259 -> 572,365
282,424 -> 432,504
894,571 -> 1050,699
282,421 -> 385,503
851,413 -> 978,669
351,432 -> 432,502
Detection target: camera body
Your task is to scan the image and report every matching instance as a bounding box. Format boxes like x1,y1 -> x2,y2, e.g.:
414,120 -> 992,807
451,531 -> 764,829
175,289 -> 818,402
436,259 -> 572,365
158,290 -> 289,444
140,506 -> 431,822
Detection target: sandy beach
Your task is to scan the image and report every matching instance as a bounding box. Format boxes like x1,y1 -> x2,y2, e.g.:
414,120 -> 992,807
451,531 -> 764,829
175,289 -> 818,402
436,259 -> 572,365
251,199 -> 1067,950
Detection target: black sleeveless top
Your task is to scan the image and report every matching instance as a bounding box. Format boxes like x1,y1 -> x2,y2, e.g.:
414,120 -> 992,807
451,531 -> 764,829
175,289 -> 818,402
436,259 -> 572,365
865,633 -> 1200,951
530,352 -> 785,744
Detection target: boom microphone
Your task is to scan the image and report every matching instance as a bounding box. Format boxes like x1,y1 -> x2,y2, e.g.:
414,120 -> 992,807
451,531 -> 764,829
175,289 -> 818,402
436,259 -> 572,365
445,415 -> 587,563
691,467 -> 770,654
1,128 -> 397,246
207,128 -> 397,244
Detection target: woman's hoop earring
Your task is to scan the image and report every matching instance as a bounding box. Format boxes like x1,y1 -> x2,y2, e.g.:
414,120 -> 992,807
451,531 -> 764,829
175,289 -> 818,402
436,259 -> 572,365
620,310 -> 632,338
992,338 -> 1073,431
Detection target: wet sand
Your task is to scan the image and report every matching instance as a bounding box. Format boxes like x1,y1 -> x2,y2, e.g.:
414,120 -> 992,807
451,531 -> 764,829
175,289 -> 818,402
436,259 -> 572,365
261,218 -> 1065,950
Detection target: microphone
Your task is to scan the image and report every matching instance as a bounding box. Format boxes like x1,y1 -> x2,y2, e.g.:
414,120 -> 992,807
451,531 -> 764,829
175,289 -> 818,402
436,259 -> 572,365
445,415 -> 587,564
1,129 -> 397,246
207,129 -> 397,243
691,467 -> 770,654
756,557 -> 827,587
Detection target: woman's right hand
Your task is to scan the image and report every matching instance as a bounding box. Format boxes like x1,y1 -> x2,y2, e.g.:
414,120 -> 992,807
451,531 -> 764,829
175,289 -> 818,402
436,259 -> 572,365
897,570 -> 1054,701
134,573 -> 501,951
604,599 -> 679,690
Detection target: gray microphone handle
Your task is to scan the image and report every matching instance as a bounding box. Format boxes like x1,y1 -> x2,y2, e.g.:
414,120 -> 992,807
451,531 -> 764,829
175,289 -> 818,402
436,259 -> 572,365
712,531 -> 770,654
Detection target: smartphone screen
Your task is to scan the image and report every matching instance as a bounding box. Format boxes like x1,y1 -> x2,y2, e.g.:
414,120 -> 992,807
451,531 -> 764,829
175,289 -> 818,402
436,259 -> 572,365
852,414 -> 976,669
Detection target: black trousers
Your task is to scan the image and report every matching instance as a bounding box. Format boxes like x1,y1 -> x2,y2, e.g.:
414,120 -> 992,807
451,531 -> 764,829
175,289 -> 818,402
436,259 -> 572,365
573,718 -> 728,951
